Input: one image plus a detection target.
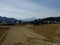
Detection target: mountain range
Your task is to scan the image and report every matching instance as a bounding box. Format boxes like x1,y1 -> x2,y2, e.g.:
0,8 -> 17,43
22,17 -> 36,21
0,16 -> 60,25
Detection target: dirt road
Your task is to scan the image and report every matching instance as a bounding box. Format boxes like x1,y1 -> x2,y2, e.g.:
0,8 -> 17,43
1,26 -> 57,45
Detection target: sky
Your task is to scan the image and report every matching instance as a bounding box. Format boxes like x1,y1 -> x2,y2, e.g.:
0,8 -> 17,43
0,0 -> 60,19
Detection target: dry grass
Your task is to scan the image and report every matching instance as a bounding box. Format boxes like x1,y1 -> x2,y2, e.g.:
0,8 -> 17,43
28,24 -> 60,43
0,26 -> 9,38
0,24 -> 59,45
14,42 -> 25,45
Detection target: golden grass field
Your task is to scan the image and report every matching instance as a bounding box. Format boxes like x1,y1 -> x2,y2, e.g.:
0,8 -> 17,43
28,24 -> 60,43
0,24 -> 60,45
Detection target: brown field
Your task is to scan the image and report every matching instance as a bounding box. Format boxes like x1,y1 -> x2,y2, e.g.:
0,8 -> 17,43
0,24 -> 60,45
28,24 -> 60,43
0,26 -> 9,38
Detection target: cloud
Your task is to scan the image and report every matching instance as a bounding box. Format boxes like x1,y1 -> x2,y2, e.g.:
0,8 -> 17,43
0,0 -> 60,19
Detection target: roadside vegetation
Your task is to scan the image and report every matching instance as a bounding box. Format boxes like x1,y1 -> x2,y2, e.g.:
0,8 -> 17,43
27,24 -> 60,43
0,26 -> 9,38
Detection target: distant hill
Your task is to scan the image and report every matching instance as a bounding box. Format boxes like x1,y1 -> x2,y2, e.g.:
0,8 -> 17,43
0,16 -> 21,25
0,16 -> 60,25
22,17 -> 36,21
30,17 -> 60,25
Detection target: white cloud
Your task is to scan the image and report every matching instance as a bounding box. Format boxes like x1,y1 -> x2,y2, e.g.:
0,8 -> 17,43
0,0 -> 60,19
